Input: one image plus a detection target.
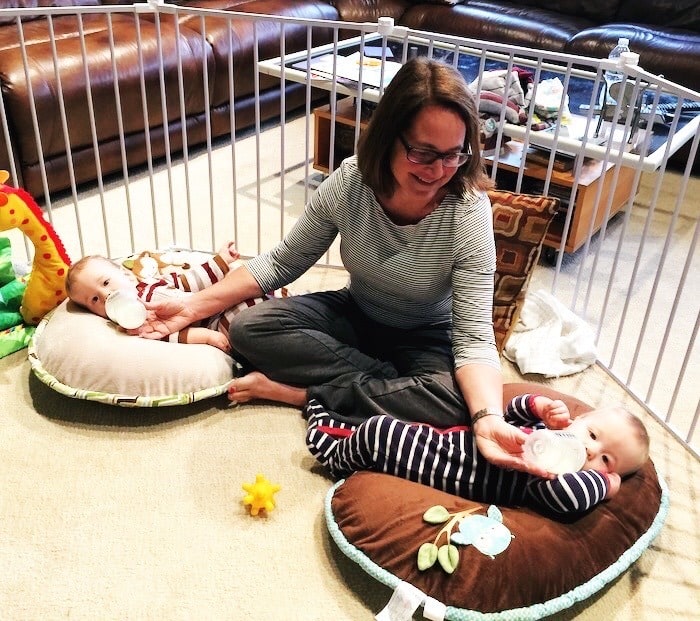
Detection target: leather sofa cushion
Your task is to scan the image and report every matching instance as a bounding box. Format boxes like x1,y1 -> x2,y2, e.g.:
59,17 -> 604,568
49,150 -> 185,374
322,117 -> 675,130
0,12 -> 213,164
401,2 -> 592,51
567,25 -> 700,90
616,0 -> 700,31
175,0 -> 339,106
331,0 -> 414,22
507,0 -> 621,23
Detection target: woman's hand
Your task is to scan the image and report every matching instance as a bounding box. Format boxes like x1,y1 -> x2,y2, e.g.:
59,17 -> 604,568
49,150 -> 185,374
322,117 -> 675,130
473,415 -> 554,478
130,298 -> 197,339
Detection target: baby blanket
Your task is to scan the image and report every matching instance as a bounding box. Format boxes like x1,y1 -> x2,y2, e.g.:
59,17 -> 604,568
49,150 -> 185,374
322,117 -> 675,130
503,289 -> 597,377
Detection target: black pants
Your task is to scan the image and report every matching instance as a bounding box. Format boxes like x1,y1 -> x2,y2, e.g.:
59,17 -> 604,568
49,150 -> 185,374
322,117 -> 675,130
229,288 -> 467,426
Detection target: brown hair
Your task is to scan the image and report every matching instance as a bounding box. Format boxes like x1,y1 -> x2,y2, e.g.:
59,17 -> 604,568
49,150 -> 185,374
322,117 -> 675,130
65,255 -> 116,299
356,56 -> 493,197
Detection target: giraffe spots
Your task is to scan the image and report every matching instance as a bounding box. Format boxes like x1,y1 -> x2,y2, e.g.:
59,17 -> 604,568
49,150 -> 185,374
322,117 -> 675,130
40,234 -> 48,242
0,193 -> 8,206
22,217 -> 29,226
57,268 -> 66,277
55,290 -> 65,297
42,252 -> 52,260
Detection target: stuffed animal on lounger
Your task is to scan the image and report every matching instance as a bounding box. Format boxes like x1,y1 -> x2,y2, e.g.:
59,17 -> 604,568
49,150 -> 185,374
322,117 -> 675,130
0,171 -> 71,324
122,250 -> 191,281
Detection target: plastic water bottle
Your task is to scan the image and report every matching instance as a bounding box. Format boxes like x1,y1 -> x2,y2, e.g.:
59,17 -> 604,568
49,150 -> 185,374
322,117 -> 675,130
523,429 -> 586,474
105,289 -> 147,330
600,37 -> 630,108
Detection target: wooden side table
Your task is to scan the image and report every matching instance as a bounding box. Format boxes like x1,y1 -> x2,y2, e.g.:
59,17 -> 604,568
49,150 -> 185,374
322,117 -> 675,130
312,98 -> 369,174
486,142 -> 636,255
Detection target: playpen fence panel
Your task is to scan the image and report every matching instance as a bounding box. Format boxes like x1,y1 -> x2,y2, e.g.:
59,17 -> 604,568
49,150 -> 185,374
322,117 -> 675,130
0,4 -> 697,456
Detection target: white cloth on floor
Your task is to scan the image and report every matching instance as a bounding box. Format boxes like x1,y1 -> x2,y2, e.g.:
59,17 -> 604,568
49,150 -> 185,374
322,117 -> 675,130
503,289 -> 597,378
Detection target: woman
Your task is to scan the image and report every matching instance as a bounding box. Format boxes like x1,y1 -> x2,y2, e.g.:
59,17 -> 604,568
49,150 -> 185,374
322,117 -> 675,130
139,57 -> 545,476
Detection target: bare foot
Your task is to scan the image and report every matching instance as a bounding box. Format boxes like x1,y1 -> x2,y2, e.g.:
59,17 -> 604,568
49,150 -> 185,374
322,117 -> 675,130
228,371 -> 307,407
217,241 -> 240,265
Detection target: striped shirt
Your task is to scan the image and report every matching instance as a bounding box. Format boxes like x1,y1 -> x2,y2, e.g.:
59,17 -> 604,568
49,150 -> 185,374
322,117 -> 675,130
134,254 -> 270,343
306,395 -> 611,516
245,156 -> 499,369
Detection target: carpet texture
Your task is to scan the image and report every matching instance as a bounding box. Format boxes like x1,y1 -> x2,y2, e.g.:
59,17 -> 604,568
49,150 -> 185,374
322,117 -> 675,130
0,317 -> 697,620
1,106 -> 696,621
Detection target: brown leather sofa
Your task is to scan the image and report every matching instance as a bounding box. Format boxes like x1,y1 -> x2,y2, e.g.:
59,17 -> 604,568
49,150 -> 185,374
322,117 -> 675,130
0,0 -> 338,199
1,0 -> 698,199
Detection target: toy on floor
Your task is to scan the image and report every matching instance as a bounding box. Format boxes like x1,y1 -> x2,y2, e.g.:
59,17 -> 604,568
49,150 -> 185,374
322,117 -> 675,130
0,171 -> 71,324
0,236 -> 24,330
242,474 -> 281,517
0,324 -> 35,358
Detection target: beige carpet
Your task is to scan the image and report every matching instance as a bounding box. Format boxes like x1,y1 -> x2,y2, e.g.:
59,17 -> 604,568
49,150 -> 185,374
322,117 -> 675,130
1,116 -> 697,619
1,310 -> 698,620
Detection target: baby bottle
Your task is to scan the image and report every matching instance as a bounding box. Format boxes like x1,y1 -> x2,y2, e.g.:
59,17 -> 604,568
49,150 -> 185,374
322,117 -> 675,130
104,289 -> 147,330
523,429 -> 586,474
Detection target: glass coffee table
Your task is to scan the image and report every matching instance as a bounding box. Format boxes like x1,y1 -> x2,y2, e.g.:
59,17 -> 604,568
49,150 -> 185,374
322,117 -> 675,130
259,31 -> 700,255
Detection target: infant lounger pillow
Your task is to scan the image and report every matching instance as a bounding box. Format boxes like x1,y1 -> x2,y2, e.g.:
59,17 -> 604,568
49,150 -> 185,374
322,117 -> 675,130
28,250 -> 251,407
325,383 -> 669,620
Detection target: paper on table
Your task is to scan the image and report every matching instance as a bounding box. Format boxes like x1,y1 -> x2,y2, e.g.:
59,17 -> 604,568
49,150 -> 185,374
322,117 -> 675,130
294,52 -> 402,89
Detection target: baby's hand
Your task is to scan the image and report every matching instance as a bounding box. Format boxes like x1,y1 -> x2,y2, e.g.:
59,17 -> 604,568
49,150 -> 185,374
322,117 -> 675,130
217,241 -> 240,265
536,397 -> 572,429
605,472 -> 622,499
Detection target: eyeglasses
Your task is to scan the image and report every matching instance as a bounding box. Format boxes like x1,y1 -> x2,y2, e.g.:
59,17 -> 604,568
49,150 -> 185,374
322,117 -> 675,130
399,135 -> 471,167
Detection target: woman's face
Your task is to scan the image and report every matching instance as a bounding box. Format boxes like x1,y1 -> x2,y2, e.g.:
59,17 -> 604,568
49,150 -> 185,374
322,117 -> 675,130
390,104 -> 466,203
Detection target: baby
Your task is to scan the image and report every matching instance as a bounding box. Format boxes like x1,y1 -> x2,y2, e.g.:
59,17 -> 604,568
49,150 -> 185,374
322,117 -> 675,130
66,242 -> 240,352
305,393 -> 650,516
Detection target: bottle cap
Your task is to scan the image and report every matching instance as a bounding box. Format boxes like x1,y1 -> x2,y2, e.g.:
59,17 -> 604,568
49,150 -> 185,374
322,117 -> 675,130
105,290 -> 147,330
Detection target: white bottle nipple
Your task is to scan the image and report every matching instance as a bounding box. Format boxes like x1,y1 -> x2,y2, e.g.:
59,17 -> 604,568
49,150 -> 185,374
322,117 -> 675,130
523,429 -> 586,474
105,290 -> 147,330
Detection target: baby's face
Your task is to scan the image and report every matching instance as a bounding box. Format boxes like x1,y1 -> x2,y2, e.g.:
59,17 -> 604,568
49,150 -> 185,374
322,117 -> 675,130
568,409 -> 644,476
70,258 -> 137,319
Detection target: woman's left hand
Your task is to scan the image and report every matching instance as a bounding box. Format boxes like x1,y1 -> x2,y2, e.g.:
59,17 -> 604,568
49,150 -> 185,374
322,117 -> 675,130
473,415 -> 554,478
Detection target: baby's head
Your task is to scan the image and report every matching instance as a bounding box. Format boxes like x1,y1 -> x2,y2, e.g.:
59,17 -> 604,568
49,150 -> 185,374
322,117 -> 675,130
66,255 -> 137,319
568,406 -> 649,477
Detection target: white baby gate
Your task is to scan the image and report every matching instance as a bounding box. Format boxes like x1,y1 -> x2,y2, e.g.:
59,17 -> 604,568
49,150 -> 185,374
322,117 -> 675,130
1,3 -> 698,458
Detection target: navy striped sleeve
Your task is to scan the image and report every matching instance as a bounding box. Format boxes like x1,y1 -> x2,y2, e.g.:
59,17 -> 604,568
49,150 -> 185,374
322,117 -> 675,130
526,470 -> 610,514
504,394 -> 542,426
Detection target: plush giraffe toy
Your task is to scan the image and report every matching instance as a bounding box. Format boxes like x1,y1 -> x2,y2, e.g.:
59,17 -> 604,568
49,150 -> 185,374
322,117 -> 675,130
0,171 -> 71,324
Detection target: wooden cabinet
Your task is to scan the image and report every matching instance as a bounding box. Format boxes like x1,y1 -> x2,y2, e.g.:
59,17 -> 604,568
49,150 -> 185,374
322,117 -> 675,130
312,98 -> 369,174
486,142 -> 635,254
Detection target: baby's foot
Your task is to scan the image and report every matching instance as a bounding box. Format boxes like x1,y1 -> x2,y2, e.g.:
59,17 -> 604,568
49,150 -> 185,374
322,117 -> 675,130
217,241 -> 240,265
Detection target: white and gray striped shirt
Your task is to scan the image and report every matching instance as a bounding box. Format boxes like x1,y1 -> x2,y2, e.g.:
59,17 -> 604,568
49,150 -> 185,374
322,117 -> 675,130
246,156 -> 499,369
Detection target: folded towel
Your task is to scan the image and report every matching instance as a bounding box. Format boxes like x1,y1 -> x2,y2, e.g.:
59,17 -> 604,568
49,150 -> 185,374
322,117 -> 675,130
503,289 -> 597,377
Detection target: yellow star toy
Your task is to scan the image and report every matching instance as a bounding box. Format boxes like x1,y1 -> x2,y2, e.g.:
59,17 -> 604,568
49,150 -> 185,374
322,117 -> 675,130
242,474 -> 281,517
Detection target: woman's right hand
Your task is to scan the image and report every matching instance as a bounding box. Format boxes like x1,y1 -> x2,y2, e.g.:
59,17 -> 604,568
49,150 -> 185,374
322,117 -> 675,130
473,414 -> 554,479
133,298 -> 196,339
